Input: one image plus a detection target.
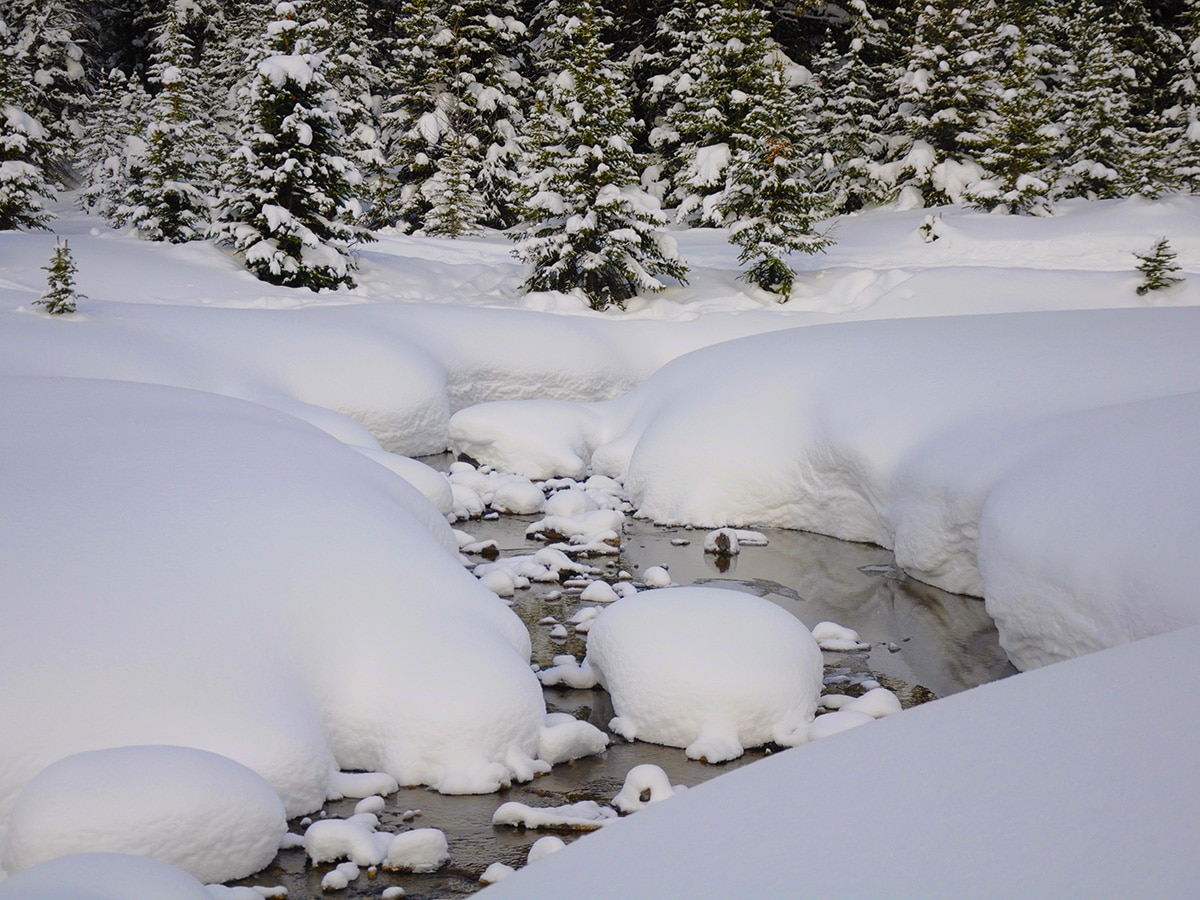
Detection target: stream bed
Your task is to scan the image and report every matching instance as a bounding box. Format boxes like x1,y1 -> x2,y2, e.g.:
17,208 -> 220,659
229,510 -> 1017,898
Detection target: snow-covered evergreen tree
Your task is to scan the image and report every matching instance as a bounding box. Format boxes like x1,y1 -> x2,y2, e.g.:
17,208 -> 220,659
421,129 -> 487,236
662,0 -> 782,222
2,0 -> 88,153
1058,1 -> 1138,200
1160,0 -> 1200,193
512,0 -> 687,310
720,60 -> 832,298
966,29 -> 1061,214
0,14 -> 55,230
212,0 -> 370,290
1135,237 -> 1184,295
313,0 -> 385,190
118,1 -> 214,242
879,2 -> 992,207
374,0 -> 529,232
76,68 -> 150,223
637,0 -> 709,198
35,238 -> 83,315
812,30 -> 890,214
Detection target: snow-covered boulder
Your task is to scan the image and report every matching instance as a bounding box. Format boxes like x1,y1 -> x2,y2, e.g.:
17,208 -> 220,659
3,746 -> 286,883
612,764 -> 684,813
584,587 -> 823,761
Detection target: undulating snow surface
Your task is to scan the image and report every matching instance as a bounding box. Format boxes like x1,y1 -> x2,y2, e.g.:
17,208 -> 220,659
451,306 -> 1200,667
483,625 -> 1200,898
3,196 -> 1200,887
0,377 -> 545,872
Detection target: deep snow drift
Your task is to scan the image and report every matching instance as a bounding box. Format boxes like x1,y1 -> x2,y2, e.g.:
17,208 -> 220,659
450,306 -> 1200,668
0,377 -> 547,869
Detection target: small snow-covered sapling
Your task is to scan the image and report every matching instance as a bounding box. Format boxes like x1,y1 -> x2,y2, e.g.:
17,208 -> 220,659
1134,237 -> 1184,296
35,238 -> 85,315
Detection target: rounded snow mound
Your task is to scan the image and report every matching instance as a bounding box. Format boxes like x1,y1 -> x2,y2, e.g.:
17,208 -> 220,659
585,587 -> 823,762
0,852 -> 211,900
0,377 -> 545,853
3,746 -> 286,883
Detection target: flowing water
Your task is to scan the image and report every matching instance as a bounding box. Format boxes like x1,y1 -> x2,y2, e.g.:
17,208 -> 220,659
229,506 -> 1017,898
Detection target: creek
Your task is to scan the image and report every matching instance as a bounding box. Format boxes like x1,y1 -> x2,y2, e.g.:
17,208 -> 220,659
229,507 -> 1016,898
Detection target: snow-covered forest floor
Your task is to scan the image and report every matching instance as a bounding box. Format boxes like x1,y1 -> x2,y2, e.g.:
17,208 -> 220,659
2,195 -> 1200,896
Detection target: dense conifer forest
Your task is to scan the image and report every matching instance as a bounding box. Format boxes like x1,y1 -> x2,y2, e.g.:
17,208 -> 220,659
3,1 -> 1198,302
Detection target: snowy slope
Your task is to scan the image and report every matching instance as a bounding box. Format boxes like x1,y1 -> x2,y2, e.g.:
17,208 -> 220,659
482,624 -> 1200,898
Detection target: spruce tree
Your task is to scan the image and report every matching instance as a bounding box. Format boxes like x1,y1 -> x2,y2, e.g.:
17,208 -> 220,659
1135,237 -> 1184,295
812,31 -> 889,214
212,0 -> 370,290
2,0 -> 88,154
119,1 -> 215,243
421,129 -> 487,236
0,14 -> 55,230
76,68 -> 150,224
720,60 -> 832,298
1162,0 -> 1200,193
35,238 -> 83,315
966,32 -> 1061,214
1059,1 -> 1137,200
375,0 -> 529,232
512,0 -> 687,310
664,0 -> 781,222
881,2 -> 992,207
314,0 -> 386,191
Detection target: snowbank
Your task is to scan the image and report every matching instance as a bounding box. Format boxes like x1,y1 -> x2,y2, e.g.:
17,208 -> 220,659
452,307 -> 1200,666
0,377 -> 544,860
978,392 -> 1200,669
483,625 -> 1200,897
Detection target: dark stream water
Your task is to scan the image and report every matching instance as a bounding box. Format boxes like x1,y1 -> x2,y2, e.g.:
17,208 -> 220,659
230,510 -> 1016,898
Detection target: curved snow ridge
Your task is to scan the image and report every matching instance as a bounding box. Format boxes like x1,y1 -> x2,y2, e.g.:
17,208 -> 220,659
0,377 -> 547,865
0,303 -> 453,457
450,308 -> 1200,667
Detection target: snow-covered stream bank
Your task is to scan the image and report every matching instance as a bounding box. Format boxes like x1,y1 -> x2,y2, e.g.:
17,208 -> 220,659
221,505 -> 1015,898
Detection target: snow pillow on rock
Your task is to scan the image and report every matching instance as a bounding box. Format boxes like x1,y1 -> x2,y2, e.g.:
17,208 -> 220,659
583,587 -> 823,762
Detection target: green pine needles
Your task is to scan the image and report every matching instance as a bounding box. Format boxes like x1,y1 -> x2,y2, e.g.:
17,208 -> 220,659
35,238 -> 84,315
1135,237 -> 1184,295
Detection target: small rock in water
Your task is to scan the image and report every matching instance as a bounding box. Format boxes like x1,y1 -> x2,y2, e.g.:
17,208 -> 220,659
549,624 -> 569,639
811,621 -> 871,652
670,538 -> 690,546
612,764 -> 685,813
479,862 -> 515,884
580,580 -> 619,603
642,566 -> 671,587
527,836 -> 566,864
703,528 -> 740,557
